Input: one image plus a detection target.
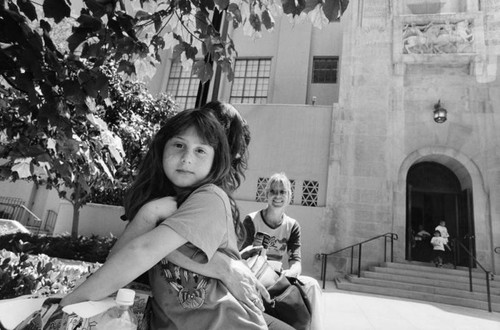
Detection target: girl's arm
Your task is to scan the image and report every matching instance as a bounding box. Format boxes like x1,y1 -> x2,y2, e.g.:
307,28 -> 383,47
108,196 -> 177,258
110,197 -> 268,311
61,225 -> 187,306
168,251 -> 269,312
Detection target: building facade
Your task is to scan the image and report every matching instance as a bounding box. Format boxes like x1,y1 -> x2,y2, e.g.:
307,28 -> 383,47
149,0 -> 500,276
2,0 -> 499,278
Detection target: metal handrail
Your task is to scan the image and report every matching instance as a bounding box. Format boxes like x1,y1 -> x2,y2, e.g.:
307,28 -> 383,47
320,232 -> 398,289
452,238 -> 493,312
19,205 -> 41,222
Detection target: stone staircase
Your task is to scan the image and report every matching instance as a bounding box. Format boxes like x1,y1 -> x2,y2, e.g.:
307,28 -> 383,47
335,261 -> 500,312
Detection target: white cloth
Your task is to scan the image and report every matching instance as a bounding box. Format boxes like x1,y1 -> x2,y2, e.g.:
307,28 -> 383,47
299,275 -> 324,330
431,236 -> 447,251
435,225 -> 449,243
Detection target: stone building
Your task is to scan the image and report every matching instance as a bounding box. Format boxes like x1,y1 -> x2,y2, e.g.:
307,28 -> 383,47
1,0 -> 499,278
147,0 -> 500,277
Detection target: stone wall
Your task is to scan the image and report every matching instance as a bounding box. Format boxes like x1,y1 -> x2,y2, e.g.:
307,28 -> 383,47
325,0 -> 500,276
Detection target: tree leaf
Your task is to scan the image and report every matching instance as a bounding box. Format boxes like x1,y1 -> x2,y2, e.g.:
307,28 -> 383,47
322,0 -> 341,22
195,10 -> 209,35
77,14 -> 103,32
261,10 -> 274,30
213,0 -> 229,10
249,13 -> 261,32
304,0 -> 321,13
43,0 -> 71,24
227,3 -> 242,28
12,158 -> 33,179
282,0 -> 305,17
67,31 -> 89,53
83,0 -> 108,18
17,0 -> 37,21
308,4 -> 329,28
192,60 -> 213,83
39,19 -> 52,33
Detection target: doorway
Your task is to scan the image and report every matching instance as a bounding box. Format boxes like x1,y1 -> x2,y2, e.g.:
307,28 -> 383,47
406,162 -> 475,267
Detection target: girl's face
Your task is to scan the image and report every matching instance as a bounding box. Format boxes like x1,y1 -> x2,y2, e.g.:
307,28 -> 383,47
163,126 -> 215,190
267,182 -> 291,209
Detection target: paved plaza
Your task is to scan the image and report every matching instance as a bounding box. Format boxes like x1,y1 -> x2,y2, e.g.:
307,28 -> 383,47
321,281 -> 500,330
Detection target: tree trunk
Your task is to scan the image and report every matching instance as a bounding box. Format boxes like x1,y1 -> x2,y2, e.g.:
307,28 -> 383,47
71,203 -> 80,239
71,179 -> 82,239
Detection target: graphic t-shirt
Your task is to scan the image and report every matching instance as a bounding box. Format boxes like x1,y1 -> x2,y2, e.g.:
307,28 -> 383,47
148,184 -> 266,330
242,210 -> 301,265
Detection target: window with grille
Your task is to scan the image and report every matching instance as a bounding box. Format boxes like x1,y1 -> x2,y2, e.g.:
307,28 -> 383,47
289,179 -> 296,205
230,58 -> 271,104
166,61 -> 200,109
301,180 -> 319,207
255,177 -> 269,202
312,57 -> 338,84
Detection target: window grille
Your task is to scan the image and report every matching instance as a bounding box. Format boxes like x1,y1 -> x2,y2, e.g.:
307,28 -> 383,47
301,180 -> 319,207
230,58 -> 271,104
289,179 -> 296,205
312,57 -> 338,84
166,61 -> 200,109
255,177 -> 269,202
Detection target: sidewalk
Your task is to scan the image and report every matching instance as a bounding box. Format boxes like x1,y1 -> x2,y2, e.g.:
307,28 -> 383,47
321,281 -> 500,330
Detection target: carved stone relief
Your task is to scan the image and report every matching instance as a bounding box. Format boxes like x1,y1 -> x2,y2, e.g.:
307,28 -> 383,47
402,20 -> 474,54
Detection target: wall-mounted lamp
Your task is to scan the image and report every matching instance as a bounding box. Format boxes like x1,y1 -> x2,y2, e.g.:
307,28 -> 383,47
433,100 -> 447,123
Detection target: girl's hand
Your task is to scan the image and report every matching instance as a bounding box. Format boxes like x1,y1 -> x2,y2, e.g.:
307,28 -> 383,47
224,259 -> 271,314
240,245 -> 263,259
141,196 -> 178,225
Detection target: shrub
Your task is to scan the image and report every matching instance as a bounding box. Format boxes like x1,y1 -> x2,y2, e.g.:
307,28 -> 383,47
0,233 -> 116,299
0,249 -> 100,299
0,233 -> 116,264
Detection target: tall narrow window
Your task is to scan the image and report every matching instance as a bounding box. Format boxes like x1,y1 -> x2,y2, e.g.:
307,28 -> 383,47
312,57 -> 338,84
230,58 -> 271,104
166,61 -> 200,109
301,180 -> 319,207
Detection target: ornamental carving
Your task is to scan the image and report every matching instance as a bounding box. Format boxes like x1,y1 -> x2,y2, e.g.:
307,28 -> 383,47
402,20 -> 474,54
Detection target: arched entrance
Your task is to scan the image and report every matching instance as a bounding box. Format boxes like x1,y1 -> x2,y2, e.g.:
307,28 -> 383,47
406,161 -> 475,267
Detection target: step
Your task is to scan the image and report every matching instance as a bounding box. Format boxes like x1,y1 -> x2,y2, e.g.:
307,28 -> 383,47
336,277 -> 500,312
370,266 -> 500,288
393,260 -> 493,273
382,261 -> 495,279
347,275 -> 500,304
361,271 -> 500,295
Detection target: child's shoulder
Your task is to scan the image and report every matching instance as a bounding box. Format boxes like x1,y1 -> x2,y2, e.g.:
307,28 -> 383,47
192,184 -> 228,200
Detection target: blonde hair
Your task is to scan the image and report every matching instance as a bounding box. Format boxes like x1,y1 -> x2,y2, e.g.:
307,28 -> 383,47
265,172 -> 292,196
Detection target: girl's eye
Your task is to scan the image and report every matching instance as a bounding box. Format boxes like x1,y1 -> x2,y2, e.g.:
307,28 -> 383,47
173,142 -> 184,148
196,148 -> 207,155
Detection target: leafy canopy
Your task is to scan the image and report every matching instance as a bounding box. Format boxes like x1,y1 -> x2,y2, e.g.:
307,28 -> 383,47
0,0 -> 348,237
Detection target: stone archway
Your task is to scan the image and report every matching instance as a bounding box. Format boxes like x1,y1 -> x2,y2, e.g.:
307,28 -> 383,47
393,147 -> 493,268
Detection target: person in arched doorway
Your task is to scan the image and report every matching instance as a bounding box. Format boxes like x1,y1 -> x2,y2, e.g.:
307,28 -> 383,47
430,230 -> 451,267
435,220 -> 450,244
414,224 -> 432,261
435,220 -> 452,264
241,172 -> 324,330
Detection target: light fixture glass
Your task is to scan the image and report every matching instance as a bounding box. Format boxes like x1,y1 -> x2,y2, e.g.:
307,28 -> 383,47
433,100 -> 447,123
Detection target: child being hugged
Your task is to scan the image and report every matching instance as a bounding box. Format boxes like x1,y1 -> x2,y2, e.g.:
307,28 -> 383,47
60,109 -> 267,330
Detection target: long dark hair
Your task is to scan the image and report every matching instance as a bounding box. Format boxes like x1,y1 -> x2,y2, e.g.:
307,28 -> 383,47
201,101 -> 251,192
124,109 -> 231,221
201,102 -> 250,245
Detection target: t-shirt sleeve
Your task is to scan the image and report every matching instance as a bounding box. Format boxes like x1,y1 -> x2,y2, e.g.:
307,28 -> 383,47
158,186 -> 229,261
287,221 -> 301,262
241,215 -> 255,250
